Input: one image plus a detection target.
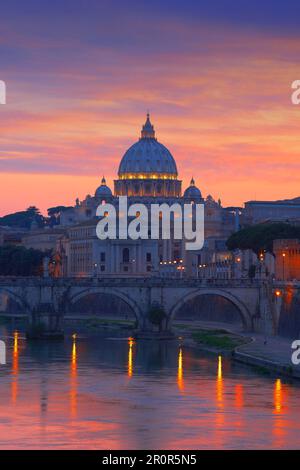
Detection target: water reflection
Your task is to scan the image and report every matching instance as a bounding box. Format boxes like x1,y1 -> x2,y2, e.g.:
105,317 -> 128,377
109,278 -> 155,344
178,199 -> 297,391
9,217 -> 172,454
127,337 -> 134,378
216,355 -> 223,407
214,354 -> 225,445
70,334 -> 77,418
0,329 -> 299,449
272,378 -> 288,445
11,331 -> 19,404
274,378 -> 282,414
177,347 -> 184,391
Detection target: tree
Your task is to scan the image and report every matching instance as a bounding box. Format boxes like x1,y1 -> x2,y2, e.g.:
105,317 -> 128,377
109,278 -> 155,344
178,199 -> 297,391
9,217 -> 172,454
0,207 -> 45,229
47,206 -> 72,227
248,264 -> 256,280
0,245 -> 45,276
148,304 -> 166,332
226,223 -> 300,255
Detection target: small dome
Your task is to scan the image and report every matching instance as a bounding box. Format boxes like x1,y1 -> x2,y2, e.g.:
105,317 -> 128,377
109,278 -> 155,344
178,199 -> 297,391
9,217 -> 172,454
95,176 -> 112,198
184,178 -> 202,199
118,114 -> 178,177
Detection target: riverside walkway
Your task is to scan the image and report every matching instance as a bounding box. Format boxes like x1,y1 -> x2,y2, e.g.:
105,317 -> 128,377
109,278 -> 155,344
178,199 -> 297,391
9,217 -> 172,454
234,332 -> 300,379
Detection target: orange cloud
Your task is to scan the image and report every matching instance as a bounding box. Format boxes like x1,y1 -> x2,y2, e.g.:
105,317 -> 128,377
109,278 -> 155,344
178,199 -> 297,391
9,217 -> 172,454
1,24 -> 300,214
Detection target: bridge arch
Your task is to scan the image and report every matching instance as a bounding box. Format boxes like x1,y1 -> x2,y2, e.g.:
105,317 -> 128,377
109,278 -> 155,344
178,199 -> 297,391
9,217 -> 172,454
168,288 -> 253,330
0,287 -> 29,315
68,287 -> 143,326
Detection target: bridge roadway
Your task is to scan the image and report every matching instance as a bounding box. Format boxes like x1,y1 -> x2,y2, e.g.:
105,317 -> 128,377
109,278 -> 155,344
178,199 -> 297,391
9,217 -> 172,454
0,276 -> 291,335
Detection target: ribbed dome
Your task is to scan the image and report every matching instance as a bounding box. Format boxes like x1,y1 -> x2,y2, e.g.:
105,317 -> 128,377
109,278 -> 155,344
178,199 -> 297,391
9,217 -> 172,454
184,178 -> 202,199
118,114 -> 178,177
95,177 -> 112,198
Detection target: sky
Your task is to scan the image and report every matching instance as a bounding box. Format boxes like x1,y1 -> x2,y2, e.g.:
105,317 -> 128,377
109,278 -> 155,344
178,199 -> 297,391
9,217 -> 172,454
0,0 -> 300,215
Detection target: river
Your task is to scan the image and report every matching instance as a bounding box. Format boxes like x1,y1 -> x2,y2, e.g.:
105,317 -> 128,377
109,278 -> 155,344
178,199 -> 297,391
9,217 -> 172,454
0,327 -> 299,449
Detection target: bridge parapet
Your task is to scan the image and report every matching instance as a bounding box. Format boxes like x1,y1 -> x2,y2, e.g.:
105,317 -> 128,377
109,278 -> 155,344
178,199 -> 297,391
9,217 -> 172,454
0,276 -> 290,337
0,276 -> 268,289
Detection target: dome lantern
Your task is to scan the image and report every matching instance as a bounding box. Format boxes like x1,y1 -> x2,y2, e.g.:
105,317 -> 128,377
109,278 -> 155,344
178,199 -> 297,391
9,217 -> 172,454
141,113 -> 155,139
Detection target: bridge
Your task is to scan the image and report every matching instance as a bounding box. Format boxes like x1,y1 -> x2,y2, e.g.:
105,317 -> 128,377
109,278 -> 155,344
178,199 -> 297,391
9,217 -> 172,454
0,276 -> 290,337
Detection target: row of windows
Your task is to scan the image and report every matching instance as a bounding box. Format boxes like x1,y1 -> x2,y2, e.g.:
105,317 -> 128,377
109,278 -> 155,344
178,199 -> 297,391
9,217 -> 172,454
70,229 -> 93,239
99,249 -> 152,263
97,265 -> 152,273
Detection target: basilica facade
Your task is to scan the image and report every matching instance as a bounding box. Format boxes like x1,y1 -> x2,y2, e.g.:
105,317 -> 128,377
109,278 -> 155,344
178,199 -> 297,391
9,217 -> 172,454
57,115 -> 238,277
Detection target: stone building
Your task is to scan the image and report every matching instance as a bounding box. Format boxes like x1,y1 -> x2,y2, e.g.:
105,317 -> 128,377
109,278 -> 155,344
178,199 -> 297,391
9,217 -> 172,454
56,114 -> 238,277
273,239 -> 300,281
243,198 -> 300,225
22,228 -> 65,252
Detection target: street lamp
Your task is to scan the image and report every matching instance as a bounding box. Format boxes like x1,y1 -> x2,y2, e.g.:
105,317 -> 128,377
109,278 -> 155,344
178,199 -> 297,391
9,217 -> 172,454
177,265 -> 185,279
282,252 -> 286,281
93,263 -> 98,277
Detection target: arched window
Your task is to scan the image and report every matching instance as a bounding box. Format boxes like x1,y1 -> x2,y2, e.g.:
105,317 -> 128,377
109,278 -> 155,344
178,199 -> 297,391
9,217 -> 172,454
122,248 -> 130,263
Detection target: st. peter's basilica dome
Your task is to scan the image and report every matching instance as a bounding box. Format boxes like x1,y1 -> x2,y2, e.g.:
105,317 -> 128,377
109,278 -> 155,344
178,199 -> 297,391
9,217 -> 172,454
118,114 -> 178,179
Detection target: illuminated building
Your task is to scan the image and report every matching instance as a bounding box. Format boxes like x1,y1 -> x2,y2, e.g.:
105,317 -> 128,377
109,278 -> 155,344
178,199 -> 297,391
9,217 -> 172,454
55,114 -> 237,277
273,239 -> 300,281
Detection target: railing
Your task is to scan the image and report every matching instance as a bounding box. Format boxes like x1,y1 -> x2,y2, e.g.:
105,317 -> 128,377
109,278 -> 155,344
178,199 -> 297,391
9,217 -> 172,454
0,275 -> 272,289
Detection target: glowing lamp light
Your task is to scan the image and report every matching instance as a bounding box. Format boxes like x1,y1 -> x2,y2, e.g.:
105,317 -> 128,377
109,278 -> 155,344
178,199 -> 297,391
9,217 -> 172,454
275,290 -> 282,297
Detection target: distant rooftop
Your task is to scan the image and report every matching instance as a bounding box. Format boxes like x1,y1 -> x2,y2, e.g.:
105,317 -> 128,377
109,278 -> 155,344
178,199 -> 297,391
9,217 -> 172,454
245,197 -> 300,206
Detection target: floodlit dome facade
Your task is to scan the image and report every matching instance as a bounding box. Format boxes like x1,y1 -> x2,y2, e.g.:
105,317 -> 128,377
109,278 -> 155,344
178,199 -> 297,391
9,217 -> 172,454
115,114 -> 181,198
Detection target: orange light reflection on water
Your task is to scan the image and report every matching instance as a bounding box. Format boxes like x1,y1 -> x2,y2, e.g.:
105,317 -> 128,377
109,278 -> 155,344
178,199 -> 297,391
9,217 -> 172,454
128,337 -> 134,378
216,355 -> 223,407
235,384 -> 244,409
70,335 -> 77,418
11,331 -> 19,404
214,355 -> 225,446
177,347 -> 184,392
274,378 -> 282,414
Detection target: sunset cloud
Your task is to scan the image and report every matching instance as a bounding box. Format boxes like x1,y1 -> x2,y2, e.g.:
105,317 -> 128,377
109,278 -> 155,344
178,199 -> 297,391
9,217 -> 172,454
1,0 -> 300,214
